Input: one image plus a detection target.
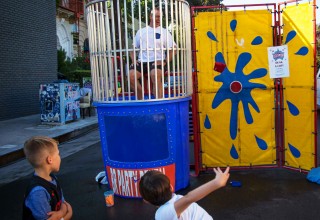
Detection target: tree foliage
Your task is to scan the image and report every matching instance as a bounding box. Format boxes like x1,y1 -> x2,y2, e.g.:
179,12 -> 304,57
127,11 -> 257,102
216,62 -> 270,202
186,0 -> 221,6
57,49 -> 91,84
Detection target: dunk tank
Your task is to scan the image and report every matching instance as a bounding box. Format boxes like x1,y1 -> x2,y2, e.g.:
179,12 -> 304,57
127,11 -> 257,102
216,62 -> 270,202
86,0 -> 192,198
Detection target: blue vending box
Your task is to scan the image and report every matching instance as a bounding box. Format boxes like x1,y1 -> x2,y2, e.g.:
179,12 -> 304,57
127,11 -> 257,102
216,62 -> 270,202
40,83 -> 80,124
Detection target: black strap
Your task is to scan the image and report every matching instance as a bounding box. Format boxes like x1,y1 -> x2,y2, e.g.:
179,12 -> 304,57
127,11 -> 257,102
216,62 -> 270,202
24,174 -> 62,211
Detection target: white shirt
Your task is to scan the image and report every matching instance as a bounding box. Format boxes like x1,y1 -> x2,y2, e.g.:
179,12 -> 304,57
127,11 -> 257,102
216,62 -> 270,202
155,194 -> 213,220
134,26 -> 175,62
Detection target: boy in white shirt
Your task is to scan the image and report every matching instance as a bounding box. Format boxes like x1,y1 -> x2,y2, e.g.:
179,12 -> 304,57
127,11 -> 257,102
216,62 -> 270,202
139,167 -> 230,220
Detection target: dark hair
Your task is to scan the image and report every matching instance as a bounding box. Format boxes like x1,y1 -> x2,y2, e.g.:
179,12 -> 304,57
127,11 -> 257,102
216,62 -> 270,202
139,170 -> 172,206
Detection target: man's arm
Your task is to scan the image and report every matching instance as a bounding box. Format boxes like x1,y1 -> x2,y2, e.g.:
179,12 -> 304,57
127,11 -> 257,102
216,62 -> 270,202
167,47 -> 176,63
130,51 -> 136,65
174,167 -> 230,217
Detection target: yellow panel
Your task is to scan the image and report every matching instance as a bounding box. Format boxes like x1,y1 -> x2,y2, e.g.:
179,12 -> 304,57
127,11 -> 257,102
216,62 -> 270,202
282,3 -> 314,87
195,9 -> 276,168
282,2 -> 316,170
283,88 -> 316,170
238,89 -> 276,166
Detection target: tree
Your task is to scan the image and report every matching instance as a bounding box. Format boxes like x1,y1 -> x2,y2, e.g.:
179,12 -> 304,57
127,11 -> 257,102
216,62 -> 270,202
186,0 -> 222,6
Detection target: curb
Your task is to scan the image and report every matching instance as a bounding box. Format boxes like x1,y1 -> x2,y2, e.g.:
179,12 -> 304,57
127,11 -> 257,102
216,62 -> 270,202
0,123 -> 99,167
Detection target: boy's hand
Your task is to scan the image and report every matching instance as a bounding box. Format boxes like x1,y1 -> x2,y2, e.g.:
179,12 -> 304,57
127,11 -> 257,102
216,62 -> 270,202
213,167 -> 230,187
64,201 -> 73,220
47,210 -> 63,220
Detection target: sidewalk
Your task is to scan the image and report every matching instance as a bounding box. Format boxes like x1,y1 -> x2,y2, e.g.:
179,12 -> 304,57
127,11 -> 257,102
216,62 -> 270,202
0,114 -> 98,166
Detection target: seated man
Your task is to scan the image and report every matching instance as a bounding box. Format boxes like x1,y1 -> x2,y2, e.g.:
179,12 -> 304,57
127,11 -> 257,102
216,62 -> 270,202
129,7 -> 176,100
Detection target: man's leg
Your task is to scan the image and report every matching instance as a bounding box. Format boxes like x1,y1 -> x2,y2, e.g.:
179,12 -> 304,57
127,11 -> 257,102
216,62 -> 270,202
150,68 -> 163,99
129,69 -> 143,100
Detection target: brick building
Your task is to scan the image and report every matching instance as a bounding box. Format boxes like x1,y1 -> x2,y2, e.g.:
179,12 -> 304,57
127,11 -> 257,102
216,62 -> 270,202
0,0 -> 88,121
0,1 -> 57,121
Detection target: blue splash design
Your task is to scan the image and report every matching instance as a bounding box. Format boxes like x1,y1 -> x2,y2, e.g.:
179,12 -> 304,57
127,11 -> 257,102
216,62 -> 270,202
230,20 -> 237,32
284,30 -> 296,44
251,36 -> 263,45
287,101 -> 300,116
230,144 -> 239,159
204,114 -> 211,129
207,31 -> 218,42
255,135 -> 268,150
211,52 -> 267,139
288,143 -> 301,158
295,46 -> 308,56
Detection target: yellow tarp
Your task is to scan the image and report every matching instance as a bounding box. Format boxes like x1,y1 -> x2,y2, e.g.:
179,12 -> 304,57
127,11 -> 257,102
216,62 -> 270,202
282,2 -> 316,170
195,10 -> 276,168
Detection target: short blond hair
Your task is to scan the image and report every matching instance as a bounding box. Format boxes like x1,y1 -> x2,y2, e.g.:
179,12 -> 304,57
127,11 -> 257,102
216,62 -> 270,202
24,136 -> 58,168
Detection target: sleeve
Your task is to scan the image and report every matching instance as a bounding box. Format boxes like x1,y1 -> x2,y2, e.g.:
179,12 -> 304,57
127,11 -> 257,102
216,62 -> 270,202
134,30 -> 141,48
25,186 -> 51,220
165,29 -> 176,48
155,203 -> 179,220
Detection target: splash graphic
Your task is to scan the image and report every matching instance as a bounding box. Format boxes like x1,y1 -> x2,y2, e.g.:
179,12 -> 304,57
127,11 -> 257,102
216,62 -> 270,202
211,52 -> 267,139
255,135 -> 268,150
207,20 -> 268,142
287,101 -> 300,116
204,114 -> 211,129
230,144 -> 239,159
288,143 -> 301,158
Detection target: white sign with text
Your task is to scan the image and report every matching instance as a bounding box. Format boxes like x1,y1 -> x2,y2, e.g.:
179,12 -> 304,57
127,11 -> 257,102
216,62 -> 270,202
268,45 -> 290,79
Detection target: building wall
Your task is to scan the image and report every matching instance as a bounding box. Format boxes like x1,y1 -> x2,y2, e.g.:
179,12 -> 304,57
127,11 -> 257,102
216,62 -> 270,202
0,1 -> 57,121
57,17 -> 74,58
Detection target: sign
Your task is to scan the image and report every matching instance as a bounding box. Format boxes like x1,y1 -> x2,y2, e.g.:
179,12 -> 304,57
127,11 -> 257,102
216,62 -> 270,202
267,45 -> 290,78
106,164 -> 175,198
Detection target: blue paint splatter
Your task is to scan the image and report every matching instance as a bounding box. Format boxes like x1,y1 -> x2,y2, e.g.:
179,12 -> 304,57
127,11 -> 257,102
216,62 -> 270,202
230,144 -> 239,159
251,36 -> 263,45
207,31 -> 218,42
255,135 -> 268,150
230,20 -> 237,32
287,101 -> 299,116
295,47 -> 308,56
204,114 -> 211,129
288,143 -> 301,158
211,52 -> 267,140
284,30 -> 296,44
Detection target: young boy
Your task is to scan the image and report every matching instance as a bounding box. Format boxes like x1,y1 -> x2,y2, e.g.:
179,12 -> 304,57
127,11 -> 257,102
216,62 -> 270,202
139,167 -> 230,220
23,136 -> 73,220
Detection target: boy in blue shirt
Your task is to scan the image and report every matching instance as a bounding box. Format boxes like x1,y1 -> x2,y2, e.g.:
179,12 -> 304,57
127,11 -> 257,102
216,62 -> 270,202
23,136 -> 73,220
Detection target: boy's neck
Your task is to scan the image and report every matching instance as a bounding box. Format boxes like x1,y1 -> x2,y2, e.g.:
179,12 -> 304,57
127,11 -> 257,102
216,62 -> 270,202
34,168 -> 52,182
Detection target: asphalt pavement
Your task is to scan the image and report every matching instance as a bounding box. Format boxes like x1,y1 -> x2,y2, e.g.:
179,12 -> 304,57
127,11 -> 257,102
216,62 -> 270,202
1,140 -> 320,220
0,114 -> 320,219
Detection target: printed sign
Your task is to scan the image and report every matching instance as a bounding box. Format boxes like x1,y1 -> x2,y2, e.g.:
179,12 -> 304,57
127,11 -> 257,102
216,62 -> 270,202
268,45 -> 290,78
106,164 -> 175,198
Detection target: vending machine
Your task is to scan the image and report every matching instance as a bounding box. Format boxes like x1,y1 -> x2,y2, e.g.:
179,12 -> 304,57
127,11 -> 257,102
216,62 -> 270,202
39,83 -> 80,124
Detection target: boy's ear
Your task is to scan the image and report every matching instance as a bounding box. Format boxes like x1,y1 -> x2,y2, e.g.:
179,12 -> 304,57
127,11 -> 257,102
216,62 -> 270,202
46,155 -> 53,164
170,184 -> 174,193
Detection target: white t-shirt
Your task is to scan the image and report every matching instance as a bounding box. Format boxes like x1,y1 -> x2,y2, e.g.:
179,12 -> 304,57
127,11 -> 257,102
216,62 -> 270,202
134,26 -> 175,62
155,194 -> 213,220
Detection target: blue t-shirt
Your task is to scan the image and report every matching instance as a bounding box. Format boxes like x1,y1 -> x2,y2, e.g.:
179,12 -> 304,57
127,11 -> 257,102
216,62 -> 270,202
25,174 -> 65,220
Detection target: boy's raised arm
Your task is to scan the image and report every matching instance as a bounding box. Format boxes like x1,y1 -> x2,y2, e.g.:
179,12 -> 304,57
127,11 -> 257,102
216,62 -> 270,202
174,167 -> 230,217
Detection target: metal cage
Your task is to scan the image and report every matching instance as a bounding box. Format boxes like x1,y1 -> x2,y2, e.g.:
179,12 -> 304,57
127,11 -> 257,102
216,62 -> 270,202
86,0 -> 192,103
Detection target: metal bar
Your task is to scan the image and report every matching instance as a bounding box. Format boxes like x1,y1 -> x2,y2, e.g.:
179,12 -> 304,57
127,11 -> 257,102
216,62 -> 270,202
312,0 -> 318,167
190,6 -> 201,176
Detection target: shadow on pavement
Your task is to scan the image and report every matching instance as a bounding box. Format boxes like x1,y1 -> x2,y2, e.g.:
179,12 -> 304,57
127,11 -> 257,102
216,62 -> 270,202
1,142 -> 320,220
